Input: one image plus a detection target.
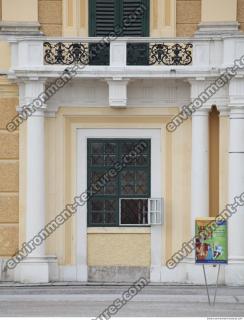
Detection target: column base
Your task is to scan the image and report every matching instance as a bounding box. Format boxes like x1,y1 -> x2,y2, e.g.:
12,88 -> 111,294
17,257 -> 51,283
195,21 -> 240,36
150,265 -> 162,282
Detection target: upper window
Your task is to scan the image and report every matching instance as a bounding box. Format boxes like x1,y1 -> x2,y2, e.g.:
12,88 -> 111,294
87,139 -> 151,227
89,0 -> 149,37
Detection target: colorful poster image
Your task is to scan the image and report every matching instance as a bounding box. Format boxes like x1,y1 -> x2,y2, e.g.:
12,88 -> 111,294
195,217 -> 228,264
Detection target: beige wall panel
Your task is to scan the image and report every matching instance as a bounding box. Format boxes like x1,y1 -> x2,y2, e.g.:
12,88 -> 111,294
79,0 -> 88,36
0,224 -> 18,256
63,0 -> 88,37
2,0 -> 38,22
0,98 -> 18,129
88,233 -> 150,266
0,162 -> 18,192
171,118 -> 191,255
164,129 -> 173,261
0,132 -> 18,159
47,114 -> 66,264
150,0 -> 176,37
0,194 -> 18,223
45,117 -> 59,257
176,0 -> 201,36
202,0 -> 237,22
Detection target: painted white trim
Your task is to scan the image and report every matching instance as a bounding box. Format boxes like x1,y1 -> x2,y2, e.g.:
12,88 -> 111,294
76,128 -> 162,282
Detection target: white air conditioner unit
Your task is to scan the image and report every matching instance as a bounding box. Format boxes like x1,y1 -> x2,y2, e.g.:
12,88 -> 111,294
119,198 -> 163,226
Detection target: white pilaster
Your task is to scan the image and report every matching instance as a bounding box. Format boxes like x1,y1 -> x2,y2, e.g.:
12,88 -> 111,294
18,80 -> 49,283
226,79 -> 244,285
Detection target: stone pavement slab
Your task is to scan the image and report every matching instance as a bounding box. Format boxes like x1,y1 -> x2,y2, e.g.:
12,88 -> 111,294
0,285 -> 243,317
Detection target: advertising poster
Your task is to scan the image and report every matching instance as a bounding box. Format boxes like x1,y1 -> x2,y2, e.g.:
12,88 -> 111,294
195,217 -> 228,264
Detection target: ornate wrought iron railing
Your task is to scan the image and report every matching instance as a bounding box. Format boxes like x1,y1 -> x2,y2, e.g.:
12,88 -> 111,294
43,41 -> 193,66
127,42 -> 193,65
43,42 -> 110,65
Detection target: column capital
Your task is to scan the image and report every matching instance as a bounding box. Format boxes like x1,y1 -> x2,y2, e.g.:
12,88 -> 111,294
17,80 -> 48,117
191,107 -> 211,117
229,78 -> 244,106
189,77 -> 229,112
229,105 -> 244,119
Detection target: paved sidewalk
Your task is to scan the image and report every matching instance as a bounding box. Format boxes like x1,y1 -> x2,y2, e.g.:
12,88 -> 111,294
0,284 -> 243,317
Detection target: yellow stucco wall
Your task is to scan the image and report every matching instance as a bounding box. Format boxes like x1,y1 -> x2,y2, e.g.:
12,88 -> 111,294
0,77 -> 19,256
219,116 -> 229,213
176,0 -> 201,36
0,0 -> 2,20
238,0 -> 244,31
88,230 -> 151,266
38,0 -> 62,36
0,42 -> 10,70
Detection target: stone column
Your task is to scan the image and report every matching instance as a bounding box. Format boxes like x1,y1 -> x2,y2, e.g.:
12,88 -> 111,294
18,80 -> 49,283
191,108 -> 210,235
190,80 -> 210,236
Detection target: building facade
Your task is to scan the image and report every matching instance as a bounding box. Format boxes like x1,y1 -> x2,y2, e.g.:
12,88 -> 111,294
0,0 -> 244,285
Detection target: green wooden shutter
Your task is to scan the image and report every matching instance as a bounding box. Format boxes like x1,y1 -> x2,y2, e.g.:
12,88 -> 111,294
122,0 -> 149,37
89,0 -> 149,65
89,0 -> 149,37
89,0 -> 117,36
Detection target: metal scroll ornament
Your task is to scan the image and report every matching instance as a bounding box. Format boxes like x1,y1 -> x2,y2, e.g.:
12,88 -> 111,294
149,43 -> 193,65
43,42 -> 89,65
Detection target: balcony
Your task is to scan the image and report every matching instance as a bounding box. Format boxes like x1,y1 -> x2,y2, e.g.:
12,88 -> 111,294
10,35 -> 244,78
8,35 -> 244,107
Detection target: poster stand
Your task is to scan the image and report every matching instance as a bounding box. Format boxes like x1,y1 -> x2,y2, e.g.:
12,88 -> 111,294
202,264 -> 221,306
